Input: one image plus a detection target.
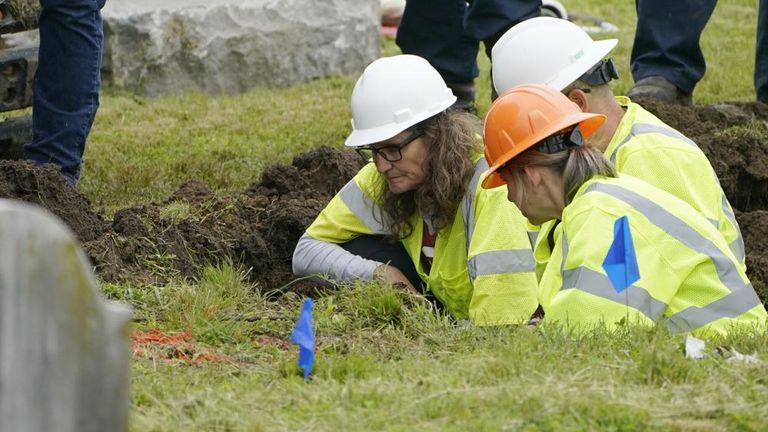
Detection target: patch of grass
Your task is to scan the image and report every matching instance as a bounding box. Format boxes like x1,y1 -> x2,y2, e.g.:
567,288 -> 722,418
158,200 -> 192,222
714,119 -> 768,141
129,283 -> 768,431
107,261 -> 267,343
82,76 -> 355,214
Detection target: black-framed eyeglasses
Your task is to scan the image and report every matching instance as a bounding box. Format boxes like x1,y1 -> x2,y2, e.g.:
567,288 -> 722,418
355,130 -> 424,163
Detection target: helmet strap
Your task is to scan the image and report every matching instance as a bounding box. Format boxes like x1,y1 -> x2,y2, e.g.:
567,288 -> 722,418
534,126 -> 585,154
579,58 -> 619,87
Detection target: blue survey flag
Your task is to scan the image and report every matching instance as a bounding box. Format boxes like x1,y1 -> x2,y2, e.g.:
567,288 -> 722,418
602,215 -> 640,293
291,298 -> 315,380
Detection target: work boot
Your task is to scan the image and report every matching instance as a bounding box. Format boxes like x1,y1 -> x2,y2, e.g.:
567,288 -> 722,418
446,82 -> 476,113
627,76 -> 693,106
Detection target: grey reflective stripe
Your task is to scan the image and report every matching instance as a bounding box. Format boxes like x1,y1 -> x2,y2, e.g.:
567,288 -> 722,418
468,249 -> 535,280
527,230 -> 539,249
706,217 -> 719,228
730,238 -> 746,265
562,266 -> 667,322
609,122 -> 698,164
338,179 -> 388,234
460,158 -> 490,252
722,194 -> 746,263
581,182 -> 761,333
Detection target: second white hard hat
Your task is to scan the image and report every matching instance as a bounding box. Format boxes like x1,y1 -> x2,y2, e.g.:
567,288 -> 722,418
345,55 -> 457,148
491,17 -> 618,94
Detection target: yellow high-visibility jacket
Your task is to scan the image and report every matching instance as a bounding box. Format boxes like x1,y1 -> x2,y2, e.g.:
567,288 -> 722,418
305,156 -> 538,325
540,174 -> 766,337
534,96 -> 745,281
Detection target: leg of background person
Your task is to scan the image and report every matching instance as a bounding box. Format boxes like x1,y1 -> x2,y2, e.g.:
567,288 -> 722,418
630,0 -> 717,94
465,0 -> 542,60
24,0 -> 106,187
757,0 -> 768,102
466,0 -> 541,100
396,0 -> 479,109
629,0 -> 716,96
341,235 -> 445,311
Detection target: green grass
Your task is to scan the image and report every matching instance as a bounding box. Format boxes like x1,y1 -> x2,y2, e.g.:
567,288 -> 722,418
128,275 -> 768,431
81,0 -> 768,430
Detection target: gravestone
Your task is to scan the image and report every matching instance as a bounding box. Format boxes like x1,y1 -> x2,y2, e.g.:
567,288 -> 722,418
0,199 -> 132,432
102,0 -> 380,97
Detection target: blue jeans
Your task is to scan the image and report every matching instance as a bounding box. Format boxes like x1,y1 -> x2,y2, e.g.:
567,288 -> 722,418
24,0 -> 106,186
396,0 -> 541,84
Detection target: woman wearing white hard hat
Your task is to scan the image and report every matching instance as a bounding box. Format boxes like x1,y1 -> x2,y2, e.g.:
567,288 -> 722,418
293,55 -> 538,325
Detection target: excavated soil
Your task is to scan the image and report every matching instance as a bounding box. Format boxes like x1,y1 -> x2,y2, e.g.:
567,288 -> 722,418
2,102 -> 768,302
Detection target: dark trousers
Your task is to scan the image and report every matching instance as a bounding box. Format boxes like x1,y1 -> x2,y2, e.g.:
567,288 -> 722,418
758,0 -> 768,102
25,0 -> 106,186
396,0 -> 541,84
632,0 -> 767,100
631,0 -> 717,94
341,235 -> 445,309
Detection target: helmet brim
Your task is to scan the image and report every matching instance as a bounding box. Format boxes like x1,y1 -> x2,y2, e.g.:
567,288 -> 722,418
344,95 -> 457,147
547,39 -> 618,91
481,171 -> 506,189
481,111 -> 606,189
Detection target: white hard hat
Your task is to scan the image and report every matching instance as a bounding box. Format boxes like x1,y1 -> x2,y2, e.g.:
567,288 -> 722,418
491,17 -> 618,93
345,55 -> 457,148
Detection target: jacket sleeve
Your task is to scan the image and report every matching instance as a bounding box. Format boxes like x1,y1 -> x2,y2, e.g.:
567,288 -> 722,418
618,146 -> 745,268
466,186 -> 539,325
617,146 -> 721,224
294,165 -> 390,282
292,233 -> 380,281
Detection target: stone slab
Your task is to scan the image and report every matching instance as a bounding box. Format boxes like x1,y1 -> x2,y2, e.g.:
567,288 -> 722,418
102,0 -> 380,96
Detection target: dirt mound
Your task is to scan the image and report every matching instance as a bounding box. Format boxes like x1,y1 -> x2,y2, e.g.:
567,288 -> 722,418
4,103 -> 768,302
83,146 -> 363,289
0,160 -> 108,242
737,210 -> 768,300
635,99 -> 768,212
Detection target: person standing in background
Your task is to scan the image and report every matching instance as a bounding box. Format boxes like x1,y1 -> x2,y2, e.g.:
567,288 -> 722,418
24,0 -> 107,186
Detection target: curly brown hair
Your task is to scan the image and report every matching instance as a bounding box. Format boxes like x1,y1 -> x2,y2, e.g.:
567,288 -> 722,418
371,110 -> 483,240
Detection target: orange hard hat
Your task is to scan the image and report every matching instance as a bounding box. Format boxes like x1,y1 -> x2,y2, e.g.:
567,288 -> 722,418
481,84 -> 606,189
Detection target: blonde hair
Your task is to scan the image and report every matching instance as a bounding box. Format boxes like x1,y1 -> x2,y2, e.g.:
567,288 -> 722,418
507,143 -> 617,206
373,110 -> 482,239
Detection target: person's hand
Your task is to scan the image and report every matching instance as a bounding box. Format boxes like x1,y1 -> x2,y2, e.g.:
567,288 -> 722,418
373,264 -> 418,294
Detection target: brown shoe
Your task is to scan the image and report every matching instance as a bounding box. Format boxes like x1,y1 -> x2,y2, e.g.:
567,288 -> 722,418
627,76 -> 693,106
